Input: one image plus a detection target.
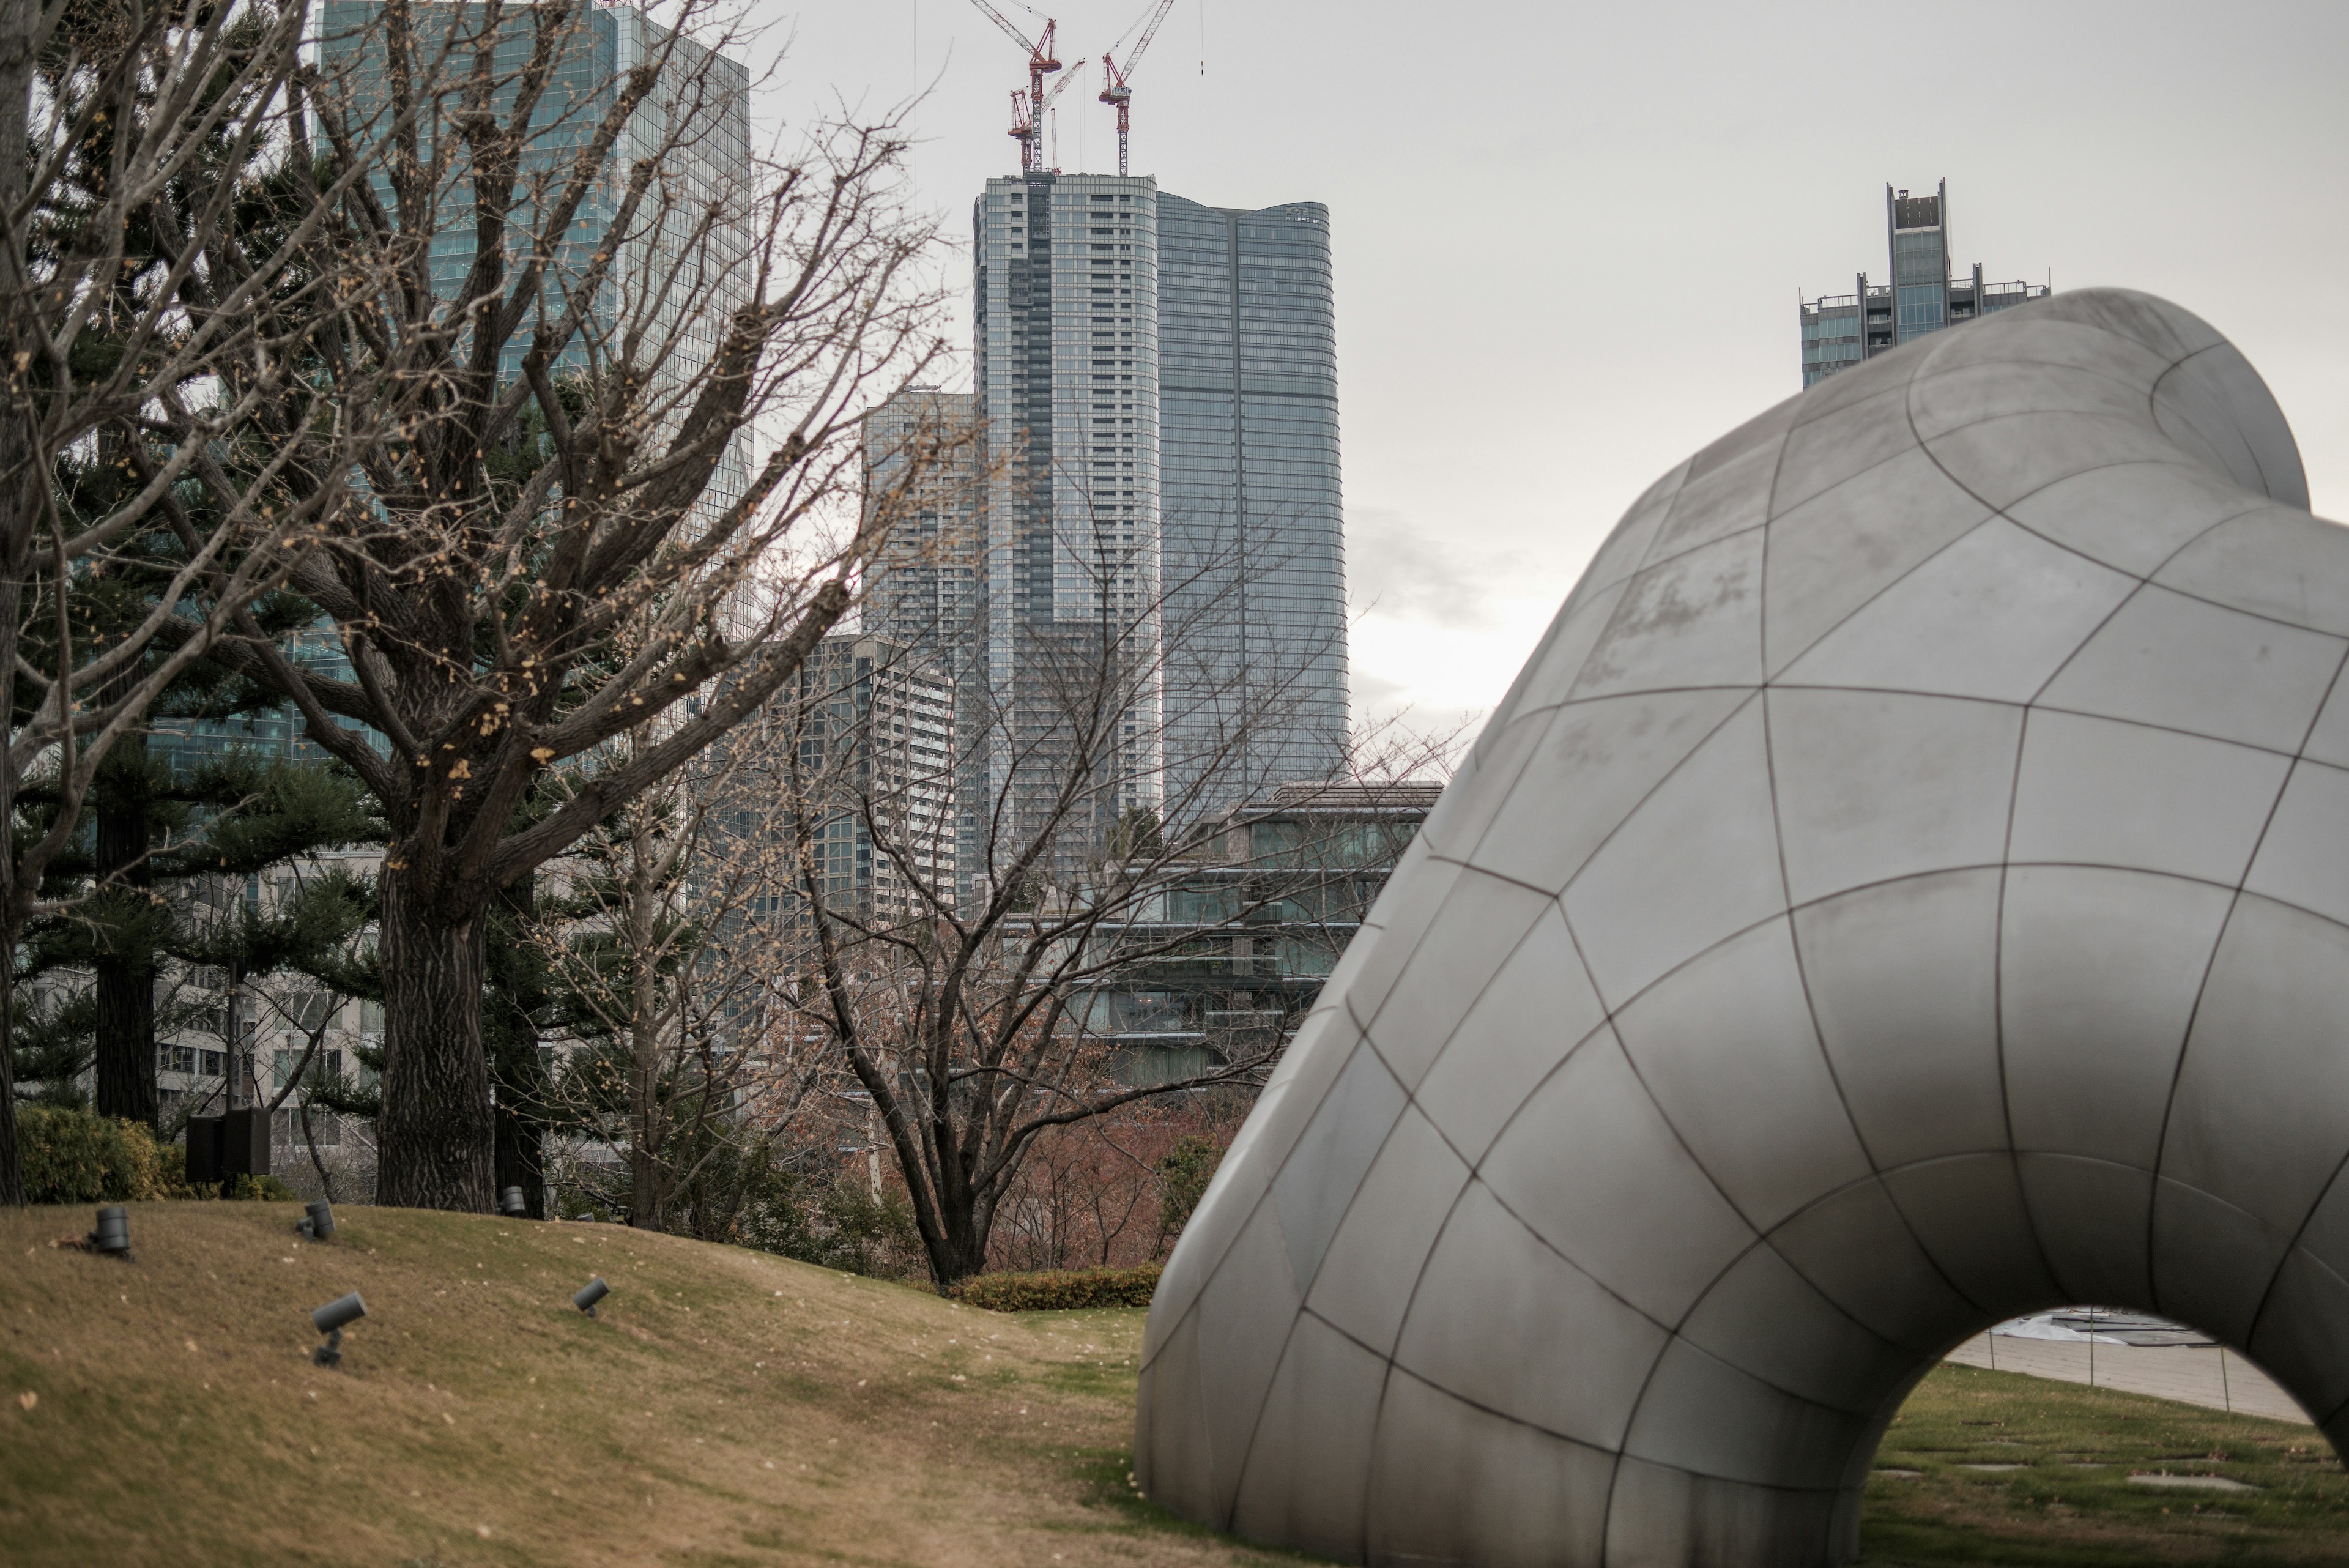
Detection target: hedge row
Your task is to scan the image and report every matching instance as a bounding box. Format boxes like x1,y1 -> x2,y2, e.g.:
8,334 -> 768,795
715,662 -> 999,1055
14,1106 -> 181,1204
12,1106 -> 294,1204
957,1262 -> 1163,1312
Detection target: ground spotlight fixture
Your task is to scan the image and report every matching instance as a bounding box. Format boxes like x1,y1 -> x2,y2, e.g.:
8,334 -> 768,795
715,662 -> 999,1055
499,1186 -> 526,1217
311,1291 -> 366,1367
86,1205 -> 130,1260
573,1277 -> 609,1319
297,1200 -> 335,1241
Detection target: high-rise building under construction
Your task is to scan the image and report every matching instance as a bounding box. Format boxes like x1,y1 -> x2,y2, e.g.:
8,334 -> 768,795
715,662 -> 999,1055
970,170 -> 1164,871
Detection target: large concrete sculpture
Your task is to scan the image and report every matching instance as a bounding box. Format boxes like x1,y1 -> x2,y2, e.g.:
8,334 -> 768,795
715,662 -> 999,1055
1136,289 -> 2349,1566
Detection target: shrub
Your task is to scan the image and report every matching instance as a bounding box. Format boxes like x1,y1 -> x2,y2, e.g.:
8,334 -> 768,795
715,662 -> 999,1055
15,1106 -> 160,1204
219,1172 -> 297,1202
1155,1135 -> 1222,1247
16,1107 -> 302,1204
725,1168 -> 924,1280
959,1262 -> 1163,1312
147,1139 -> 198,1200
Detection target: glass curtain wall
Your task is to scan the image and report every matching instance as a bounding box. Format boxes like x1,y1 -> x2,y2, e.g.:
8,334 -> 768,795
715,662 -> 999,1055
1157,195 -> 1349,828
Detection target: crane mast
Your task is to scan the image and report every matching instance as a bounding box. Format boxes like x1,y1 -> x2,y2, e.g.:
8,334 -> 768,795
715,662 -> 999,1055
1012,65 -> 1085,173
965,1 -> 1062,174
1099,0 -> 1175,176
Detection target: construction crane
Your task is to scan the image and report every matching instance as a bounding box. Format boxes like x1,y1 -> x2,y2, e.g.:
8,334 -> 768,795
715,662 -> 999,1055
966,0 -> 1061,175
1011,62 -> 1085,173
1098,0 -> 1176,177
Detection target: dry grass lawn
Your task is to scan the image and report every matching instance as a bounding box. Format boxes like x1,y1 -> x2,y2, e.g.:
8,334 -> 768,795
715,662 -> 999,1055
8,1202 -> 2348,1567
0,1201 -> 1287,1567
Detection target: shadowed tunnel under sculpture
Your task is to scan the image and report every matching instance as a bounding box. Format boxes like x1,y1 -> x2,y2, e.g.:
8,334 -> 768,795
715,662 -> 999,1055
1134,289 -> 2349,1566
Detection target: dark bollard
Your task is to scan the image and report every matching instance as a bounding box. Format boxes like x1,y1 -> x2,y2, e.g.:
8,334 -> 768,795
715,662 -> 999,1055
87,1206 -> 131,1258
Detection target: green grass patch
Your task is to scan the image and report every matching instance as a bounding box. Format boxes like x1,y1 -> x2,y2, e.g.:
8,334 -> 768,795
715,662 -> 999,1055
1860,1363 -> 2349,1565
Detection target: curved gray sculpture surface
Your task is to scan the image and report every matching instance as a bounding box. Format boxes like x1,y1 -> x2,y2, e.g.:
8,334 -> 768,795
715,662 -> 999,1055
1135,288 -> 2349,1567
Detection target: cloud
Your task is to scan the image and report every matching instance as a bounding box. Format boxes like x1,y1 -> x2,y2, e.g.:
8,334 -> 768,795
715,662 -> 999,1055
1346,505 -> 1525,630
1351,670 -> 1485,771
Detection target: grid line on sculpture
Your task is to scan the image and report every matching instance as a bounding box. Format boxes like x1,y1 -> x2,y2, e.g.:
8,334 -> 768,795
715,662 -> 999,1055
2147,650 -> 2349,1354
1214,1091 -> 1901,1513
1766,314 -> 2349,1354
1244,810 -> 2349,1265
1276,896 -> 1956,1421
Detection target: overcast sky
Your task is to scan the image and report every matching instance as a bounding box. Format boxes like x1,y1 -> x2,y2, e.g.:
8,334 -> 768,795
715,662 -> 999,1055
747,0 -> 2349,749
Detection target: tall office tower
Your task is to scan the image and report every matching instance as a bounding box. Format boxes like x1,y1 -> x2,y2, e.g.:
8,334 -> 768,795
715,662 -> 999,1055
864,389 -> 984,653
1156,195 -> 1349,823
971,171 -> 1162,874
863,387 -> 982,906
777,634 -> 957,922
1799,180 -> 2049,387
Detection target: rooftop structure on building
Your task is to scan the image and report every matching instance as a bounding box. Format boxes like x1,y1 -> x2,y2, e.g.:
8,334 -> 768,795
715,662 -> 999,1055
1799,180 -> 2049,387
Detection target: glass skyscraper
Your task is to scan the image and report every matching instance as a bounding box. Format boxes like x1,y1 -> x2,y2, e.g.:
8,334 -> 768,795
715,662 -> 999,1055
1156,195 -> 1349,825
1799,181 -> 2050,387
319,2 -> 752,513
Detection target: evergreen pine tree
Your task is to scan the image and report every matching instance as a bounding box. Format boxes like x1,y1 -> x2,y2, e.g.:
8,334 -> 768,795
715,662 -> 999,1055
18,752 -> 385,1124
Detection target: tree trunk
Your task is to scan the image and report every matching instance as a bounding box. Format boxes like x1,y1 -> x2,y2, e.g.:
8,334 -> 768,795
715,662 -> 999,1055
921,1156 -> 996,1288
0,955 -> 21,1206
626,811 -> 663,1230
92,746 -> 156,1126
0,0 -> 37,1209
489,875 -> 548,1218
629,1047 -> 662,1229
931,1209 -> 991,1290
376,868 -> 494,1209
92,947 -> 156,1126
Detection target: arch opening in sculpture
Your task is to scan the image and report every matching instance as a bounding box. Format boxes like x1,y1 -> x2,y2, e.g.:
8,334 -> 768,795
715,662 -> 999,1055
1934,1302 -> 2301,1419
1136,288 -> 2349,1567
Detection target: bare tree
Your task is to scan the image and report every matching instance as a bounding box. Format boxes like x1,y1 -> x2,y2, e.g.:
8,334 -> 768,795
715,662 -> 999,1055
990,1115 -> 1165,1272
0,0 -> 387,1201
530,726 -> 828,1231
174,0 -> 962,1208
765,508 -> 1447,1289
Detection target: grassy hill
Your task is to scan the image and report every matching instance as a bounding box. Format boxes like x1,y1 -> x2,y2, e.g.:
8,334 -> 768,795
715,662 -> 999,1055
0,1201 -> 1275,1567
4,1202 -> 2346,1567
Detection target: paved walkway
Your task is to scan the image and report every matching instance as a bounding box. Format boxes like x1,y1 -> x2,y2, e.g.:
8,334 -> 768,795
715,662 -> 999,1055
1945,1332 -> 2312,1425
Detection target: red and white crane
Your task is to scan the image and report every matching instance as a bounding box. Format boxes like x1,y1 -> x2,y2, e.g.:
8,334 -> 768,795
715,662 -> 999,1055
1008,58 -> 1088,172
965,0 -> 1062,175
1099,0 -> 1176,177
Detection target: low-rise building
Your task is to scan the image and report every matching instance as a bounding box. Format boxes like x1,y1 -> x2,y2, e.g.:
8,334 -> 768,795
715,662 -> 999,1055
1075,779 -> 1440,1082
